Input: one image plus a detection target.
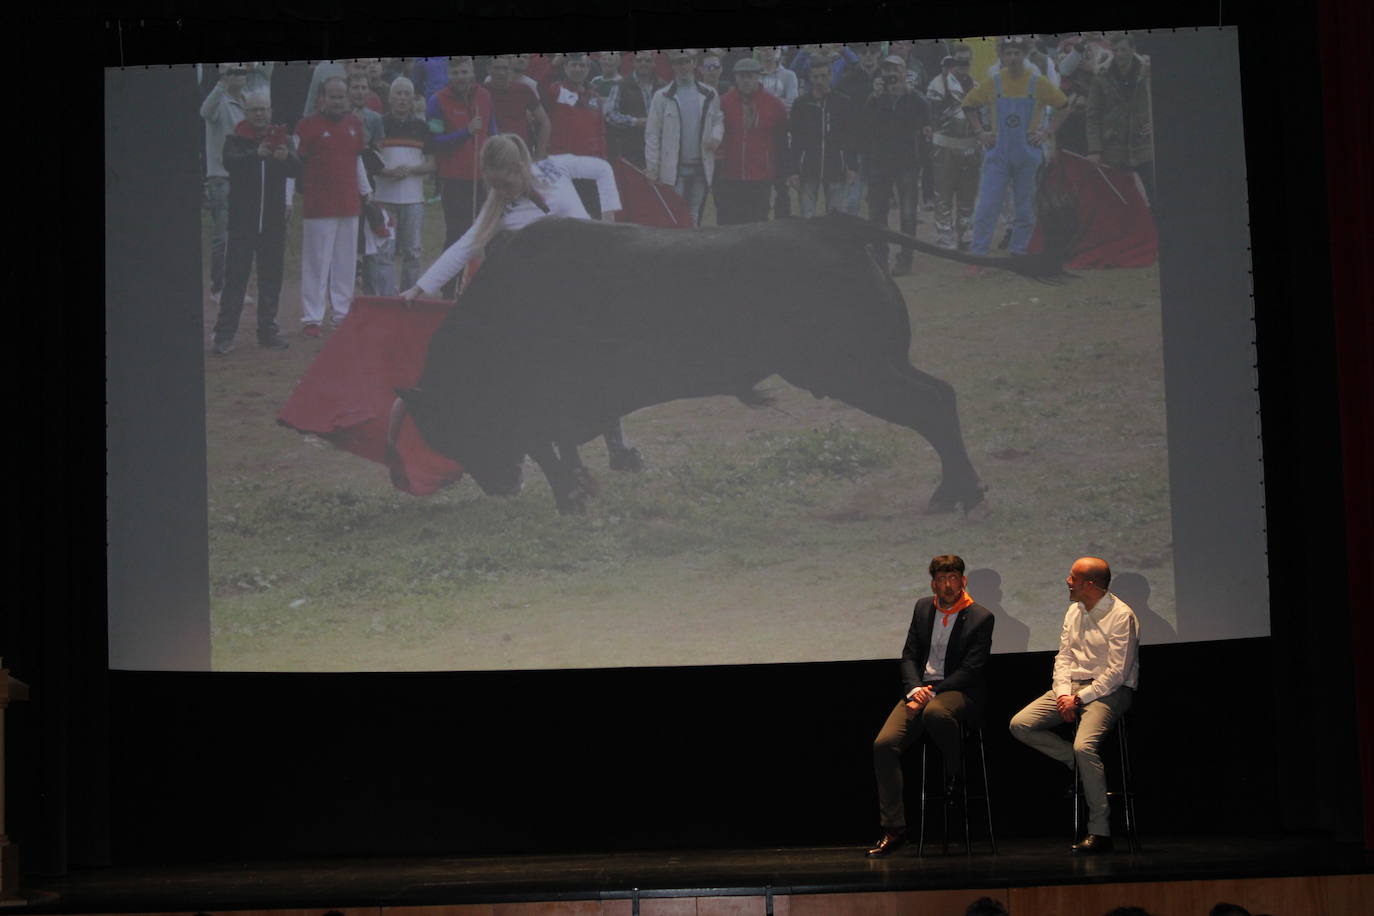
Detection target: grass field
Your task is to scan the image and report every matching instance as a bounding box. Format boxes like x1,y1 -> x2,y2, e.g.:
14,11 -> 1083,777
203,185 -> 1174,672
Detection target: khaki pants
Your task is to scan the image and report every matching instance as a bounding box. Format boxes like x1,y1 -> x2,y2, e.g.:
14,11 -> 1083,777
872,690 -> 973,831
1009,685 -> 1134,836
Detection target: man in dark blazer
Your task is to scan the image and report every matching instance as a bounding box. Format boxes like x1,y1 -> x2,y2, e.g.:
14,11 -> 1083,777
867,554 -> 995,857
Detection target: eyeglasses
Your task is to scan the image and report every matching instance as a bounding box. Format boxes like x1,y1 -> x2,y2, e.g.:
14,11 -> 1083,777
702,63 -> 721,70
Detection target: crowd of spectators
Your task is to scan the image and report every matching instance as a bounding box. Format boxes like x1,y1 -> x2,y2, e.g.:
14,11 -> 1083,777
199,35 -> 1156,353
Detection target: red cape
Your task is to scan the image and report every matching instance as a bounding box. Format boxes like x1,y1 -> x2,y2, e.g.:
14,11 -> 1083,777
1031,152 -> 1158,269
276,296 -> 464,496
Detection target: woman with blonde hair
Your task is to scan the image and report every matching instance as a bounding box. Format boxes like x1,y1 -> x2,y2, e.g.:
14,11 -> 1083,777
402,132 -> 621,300
400,132 -> 642,472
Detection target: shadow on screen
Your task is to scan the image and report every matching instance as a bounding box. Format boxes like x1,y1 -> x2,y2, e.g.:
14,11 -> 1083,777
1111,571 -> 1177,644
967,567 -> 1030,653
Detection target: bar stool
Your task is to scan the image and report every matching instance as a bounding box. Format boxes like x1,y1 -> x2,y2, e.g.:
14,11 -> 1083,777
916,720 -> 997,855
1071,711 -> 1139,852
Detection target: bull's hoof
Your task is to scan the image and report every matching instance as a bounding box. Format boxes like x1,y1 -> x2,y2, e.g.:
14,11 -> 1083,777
927,481 -> 986,516
926,492 -> 959,514
608,446 -> 644,472
572,466 -> 602,497
555,486 -> 589,515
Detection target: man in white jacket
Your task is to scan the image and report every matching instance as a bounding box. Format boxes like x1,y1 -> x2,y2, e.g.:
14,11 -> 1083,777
644,49 -> 723,226
200,63 -> 248,300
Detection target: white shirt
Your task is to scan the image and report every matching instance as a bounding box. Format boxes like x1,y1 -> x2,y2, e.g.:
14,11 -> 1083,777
922,603 -> 960,682
673,80 -> 705,164
375,130 -> 429,205
416,154 -> 622,295
1051,592 -> 1140,704
759,66 -> 799,112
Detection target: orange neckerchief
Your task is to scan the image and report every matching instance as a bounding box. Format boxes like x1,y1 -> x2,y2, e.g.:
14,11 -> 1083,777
936,591 -> 974,627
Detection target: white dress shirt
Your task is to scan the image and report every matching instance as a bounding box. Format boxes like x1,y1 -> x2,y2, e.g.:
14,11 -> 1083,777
1051,592 -> 1140,704
922,605 -> 959,682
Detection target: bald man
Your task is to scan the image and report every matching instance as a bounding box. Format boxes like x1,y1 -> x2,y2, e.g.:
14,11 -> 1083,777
1009,557 -> 1139,854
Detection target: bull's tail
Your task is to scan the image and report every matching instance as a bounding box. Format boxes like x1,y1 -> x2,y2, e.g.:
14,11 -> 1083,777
823,200 -> 1078,282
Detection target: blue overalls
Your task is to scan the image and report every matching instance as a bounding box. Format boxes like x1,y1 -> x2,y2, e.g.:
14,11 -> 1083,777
970,72 -> 1043,256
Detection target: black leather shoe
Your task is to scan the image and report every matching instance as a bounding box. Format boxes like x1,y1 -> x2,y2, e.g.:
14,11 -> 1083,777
1071,834 -> 1114,854
866,830 -> 907,857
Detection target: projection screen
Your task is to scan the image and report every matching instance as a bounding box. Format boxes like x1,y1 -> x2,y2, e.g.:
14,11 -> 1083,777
105,28 -> 1268,672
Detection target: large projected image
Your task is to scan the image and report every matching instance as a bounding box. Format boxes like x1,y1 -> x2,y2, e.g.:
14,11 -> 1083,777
107,31 -> 1263,671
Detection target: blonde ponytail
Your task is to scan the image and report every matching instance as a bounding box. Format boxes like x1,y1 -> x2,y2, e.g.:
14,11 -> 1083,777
468,133 -> 546,255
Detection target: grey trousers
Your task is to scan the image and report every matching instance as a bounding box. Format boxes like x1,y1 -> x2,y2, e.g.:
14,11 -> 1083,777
1009,685 -> 1133,836
872,690 -> 971,831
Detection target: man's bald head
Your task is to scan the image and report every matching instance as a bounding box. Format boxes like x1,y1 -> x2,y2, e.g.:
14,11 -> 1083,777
1073,557 -> 1112,590
1065,557 -> 1112,609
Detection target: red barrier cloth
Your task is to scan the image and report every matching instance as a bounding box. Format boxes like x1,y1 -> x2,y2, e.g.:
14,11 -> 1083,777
1031,151 -> 1158,268
276,295 -> 464,496
611,157 -> 694,228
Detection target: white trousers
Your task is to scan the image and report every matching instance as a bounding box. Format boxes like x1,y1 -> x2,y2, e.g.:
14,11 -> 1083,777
300,216 -> 359,325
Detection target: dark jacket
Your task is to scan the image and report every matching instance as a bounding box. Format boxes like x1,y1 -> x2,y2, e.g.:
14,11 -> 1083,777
859,89 -> 930,171
222,123 -> 302,239
606,75 -> 661,166
788,90 -> 857,183
1087,54 -> 1154,168
835,64 -> 881,108
899,597 -> 995,710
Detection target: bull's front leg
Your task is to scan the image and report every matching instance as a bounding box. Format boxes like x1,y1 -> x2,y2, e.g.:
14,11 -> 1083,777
529,441 -> 589,514
785,362 -> 986,517
554,438 -> 601,498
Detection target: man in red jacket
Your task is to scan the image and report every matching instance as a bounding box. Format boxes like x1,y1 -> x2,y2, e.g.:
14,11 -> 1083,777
713,58 -> 788,225
543,52 -> 609,218
544,53 -> 607,158
427,56 -> 494,296
486,54 -> 550,159
294,76 -> 371,336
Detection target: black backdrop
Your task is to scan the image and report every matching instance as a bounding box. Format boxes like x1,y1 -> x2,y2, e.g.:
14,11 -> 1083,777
4,0 -> 1366,875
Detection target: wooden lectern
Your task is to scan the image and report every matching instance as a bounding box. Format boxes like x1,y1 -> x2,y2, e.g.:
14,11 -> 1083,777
0,661 -> 29,901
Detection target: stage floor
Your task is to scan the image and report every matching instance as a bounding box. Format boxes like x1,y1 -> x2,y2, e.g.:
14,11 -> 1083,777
13,835 -> 1373,912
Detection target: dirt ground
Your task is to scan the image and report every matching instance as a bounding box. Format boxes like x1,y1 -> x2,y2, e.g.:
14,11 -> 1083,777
203,190 -> 1174,672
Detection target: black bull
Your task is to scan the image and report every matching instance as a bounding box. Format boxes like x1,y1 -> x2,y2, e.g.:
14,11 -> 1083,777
395,211 -> 1070,514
